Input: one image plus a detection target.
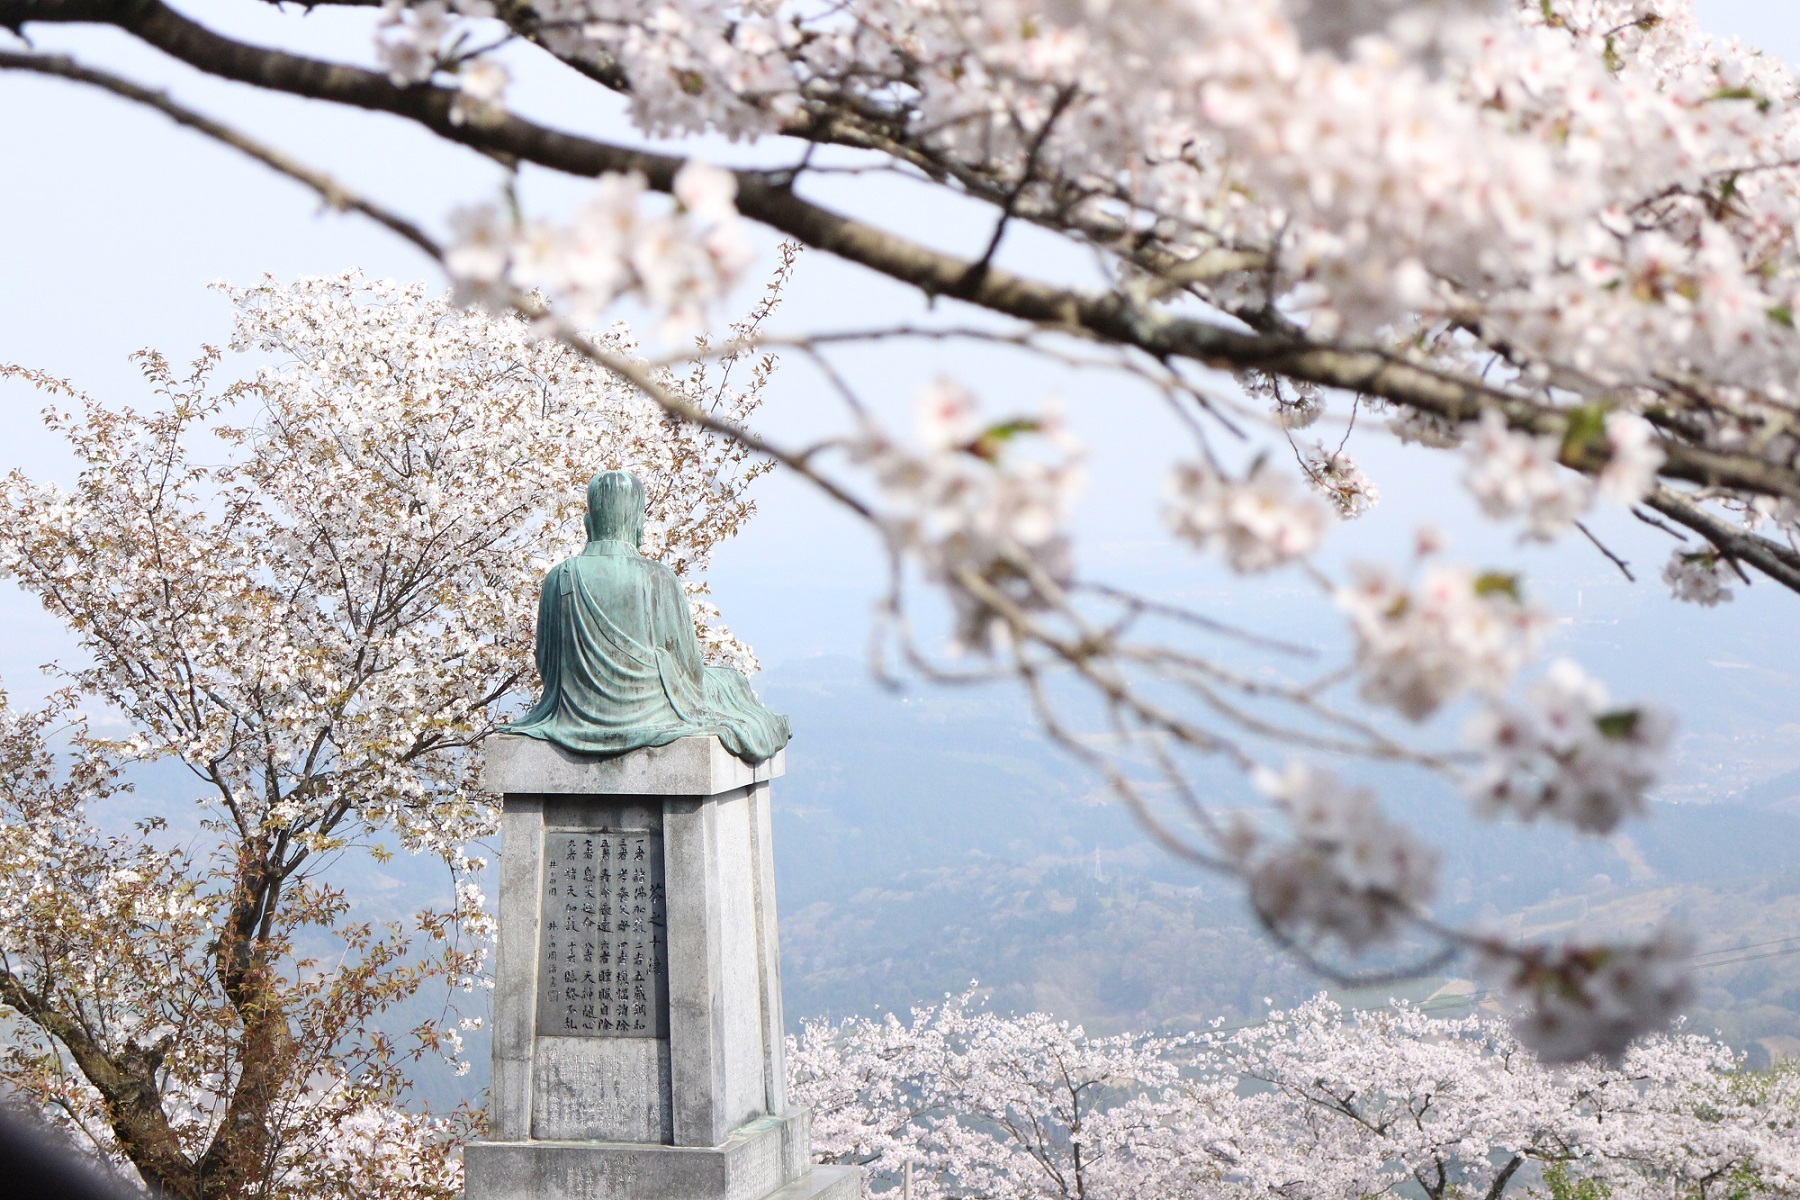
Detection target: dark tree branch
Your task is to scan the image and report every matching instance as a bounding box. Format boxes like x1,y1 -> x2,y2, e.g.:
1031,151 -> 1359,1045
1484,1155 -> 1526,1200
0,49 -> 444,260
1573,520 -> 1635,582
1644,487 -> 1800,592
6,0 -> 1800,555
0,967 -> 196,1198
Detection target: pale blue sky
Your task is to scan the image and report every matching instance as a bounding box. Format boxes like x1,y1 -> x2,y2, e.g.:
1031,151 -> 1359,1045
0,1 -> 1797,795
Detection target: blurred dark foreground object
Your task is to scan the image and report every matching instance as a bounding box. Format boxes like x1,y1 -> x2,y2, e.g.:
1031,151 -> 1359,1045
0,1108 -> 138,1199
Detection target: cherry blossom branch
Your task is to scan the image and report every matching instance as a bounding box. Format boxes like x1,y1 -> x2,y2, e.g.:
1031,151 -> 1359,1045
0,49 -> 444,261
8,0 -> 1800,544
1643,487 -> 1800,592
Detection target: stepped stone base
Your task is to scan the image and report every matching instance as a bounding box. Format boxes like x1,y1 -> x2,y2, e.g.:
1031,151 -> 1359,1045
759,1166 -> 861,1200
464,1111 -> 847,1200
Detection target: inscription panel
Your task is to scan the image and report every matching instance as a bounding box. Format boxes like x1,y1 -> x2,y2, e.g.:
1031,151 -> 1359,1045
538,831 -> 668,1037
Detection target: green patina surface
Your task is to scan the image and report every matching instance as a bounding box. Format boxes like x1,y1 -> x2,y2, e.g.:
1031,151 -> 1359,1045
504,470 -> 791,764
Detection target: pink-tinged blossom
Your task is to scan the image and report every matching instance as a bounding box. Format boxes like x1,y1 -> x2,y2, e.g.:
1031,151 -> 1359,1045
1466,659 -> 1674,834
1246,763 -> 1439,951
1338,561 -> 1548,721
1662,548 -> 1735,606
445,165 -> 752,338
796,990 -> 1800,1200
853,383 -> 1085,654
1300,441 -> 1379,518
1596,412 -> 1664,504
1237,370 -> 1324,429
375,0 -> 453,85
1463,409 -> 1592,540
673,159 -> 740,224
1484,926 -> 1696,1064
1163,459 -> 1327,572
450,56 -> 511,124
791,989 -> 1215,1200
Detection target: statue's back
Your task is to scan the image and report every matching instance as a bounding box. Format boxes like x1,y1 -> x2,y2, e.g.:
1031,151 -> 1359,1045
505,470 -> 789,763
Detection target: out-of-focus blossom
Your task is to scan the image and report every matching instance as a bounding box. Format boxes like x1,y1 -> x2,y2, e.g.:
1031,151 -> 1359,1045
1662,548 -> 1735,606
1466,658 -> 1674,834
1245,763 -> 1439,951
1338,561 -> 1547,721
1483,927 -> 1695,1063
1164,458 -> 1328,572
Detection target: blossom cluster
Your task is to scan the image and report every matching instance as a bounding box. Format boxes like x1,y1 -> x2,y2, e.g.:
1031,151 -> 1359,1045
276,1079 -> 467,1200
1466,659 -> 1675,835
791,989 -> 1208,1200
1464,410 -> 1665,540
1662,548 -> 1736,606
1245,763 -> 1439,951
793,990 -> 1800,1200
447,162 -> 753,338
1299,441 -> 1380,518
853,380 -> 1086,654
1163,458 -> 1327,573
1483,927 -> 1696,1064
1337,560 -> 1548,721
376,0 -> 1800,630
375,0 -> 510,120
395,0 -> 1800,410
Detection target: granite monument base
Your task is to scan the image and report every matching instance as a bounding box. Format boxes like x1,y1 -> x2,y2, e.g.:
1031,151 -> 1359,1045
465,736 -> 857,1200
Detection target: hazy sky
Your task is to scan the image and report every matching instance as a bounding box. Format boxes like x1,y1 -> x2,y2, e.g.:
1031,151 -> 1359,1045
1,0 -> 1798,792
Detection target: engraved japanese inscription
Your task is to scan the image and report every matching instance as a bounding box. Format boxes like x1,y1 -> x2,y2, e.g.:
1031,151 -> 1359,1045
537,831 -> 669,1037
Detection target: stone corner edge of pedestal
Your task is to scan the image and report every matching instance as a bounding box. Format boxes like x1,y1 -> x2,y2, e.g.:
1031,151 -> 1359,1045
483,733 -> 787,797
770,1165 -> 864,1200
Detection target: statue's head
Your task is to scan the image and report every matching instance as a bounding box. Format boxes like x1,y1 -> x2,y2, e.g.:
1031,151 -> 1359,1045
584,470 -> 647,547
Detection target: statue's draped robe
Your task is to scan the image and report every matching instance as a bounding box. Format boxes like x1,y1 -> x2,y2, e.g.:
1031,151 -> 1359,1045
505,540 -> 791,762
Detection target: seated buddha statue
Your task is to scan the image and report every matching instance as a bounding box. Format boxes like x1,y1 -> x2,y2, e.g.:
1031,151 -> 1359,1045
504,470 -> 790,764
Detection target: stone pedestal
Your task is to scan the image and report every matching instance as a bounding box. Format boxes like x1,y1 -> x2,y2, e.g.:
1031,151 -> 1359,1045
465,736 -> 858,1200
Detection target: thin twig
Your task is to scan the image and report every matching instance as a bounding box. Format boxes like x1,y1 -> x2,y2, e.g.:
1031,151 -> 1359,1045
1572,521 -> 1635,582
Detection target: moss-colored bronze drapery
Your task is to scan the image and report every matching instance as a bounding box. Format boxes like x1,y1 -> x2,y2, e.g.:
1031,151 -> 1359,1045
504,472 -> 790,763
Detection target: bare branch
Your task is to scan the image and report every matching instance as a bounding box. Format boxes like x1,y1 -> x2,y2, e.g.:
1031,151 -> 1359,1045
0,49 -> 443,260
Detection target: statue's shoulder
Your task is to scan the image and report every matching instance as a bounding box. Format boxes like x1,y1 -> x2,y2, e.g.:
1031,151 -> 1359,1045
541,556 -> 585,596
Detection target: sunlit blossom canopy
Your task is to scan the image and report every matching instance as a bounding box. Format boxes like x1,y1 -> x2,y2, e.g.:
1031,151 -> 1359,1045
505,470 -> 790,763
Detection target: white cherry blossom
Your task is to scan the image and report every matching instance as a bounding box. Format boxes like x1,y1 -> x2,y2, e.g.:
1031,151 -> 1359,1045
854,382 -> 1085,653
1463,410 -> 1593,541
1246,763 -> 1440,951
1300,441 -> 1380,518
1338,561 -> 1548,721
1466,658 -> 1675,835
1662,547 -> 1736,606
1483,927 -> 1696,1063
795,989 -> 1800,1200
1163,458 -> 1328,572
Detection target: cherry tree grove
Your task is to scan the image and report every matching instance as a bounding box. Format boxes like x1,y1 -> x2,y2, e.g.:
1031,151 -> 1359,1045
790,990 -> 1800,1200
4,0 -> 1799,1060
0,271 -> 783,1196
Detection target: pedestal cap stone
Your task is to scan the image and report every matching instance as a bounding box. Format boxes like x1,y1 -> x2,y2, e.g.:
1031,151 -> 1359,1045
486,734 -> 785,797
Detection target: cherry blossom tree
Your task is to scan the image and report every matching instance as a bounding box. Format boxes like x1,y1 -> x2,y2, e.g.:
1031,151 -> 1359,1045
0,270 -> 783,1196
788,988 -> 1226,1200
791,991 -> 1800,1200
4,0 -> 1800,1055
